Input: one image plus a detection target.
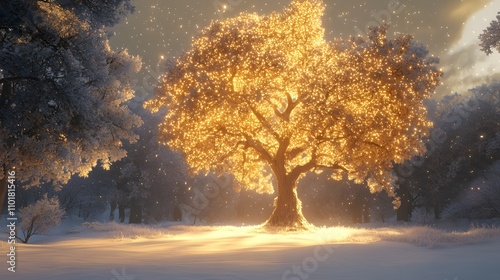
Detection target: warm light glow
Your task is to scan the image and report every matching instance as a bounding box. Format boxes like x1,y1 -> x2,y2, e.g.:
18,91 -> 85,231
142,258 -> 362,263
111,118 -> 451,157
38,1 -> 90,38
145,0 -> 442,205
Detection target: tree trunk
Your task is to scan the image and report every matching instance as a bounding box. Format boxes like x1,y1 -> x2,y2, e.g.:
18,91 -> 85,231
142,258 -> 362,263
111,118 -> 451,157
363,205 -> 371,223
129,199 -> 142,224
351,195 -> 363,224
396,183 -> 413,222
433,203 -> 440,220
109,201 -> 117,221
118,204 -> 126,223
173,205 -> 182,222
397,201 -> 412,221
0,80 -> 13,108
0,167 -> 7,215
0,81 -> 13,216
264,171 -> 308,229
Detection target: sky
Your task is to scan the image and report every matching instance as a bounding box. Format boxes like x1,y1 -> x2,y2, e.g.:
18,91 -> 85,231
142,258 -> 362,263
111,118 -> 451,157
110,0 -> 500,102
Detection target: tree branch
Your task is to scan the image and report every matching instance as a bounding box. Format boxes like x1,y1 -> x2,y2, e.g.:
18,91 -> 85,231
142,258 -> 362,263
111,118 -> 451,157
289,149 -> 348,183
0,77 -> 41,84
286,146 -> 306,161
244,136 -> 274,165
314,163 -> 349,173
247,104 -> 281,141
275,92 -> 303,121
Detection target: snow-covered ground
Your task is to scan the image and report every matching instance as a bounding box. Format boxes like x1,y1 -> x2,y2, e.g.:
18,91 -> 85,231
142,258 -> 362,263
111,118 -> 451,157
1,221 -> 500,280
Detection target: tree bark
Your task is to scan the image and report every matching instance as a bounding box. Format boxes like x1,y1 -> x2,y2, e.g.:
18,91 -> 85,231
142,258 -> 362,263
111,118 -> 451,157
264,170 -> 308,229
433,202 -> 440,220
129,199 -> 142,224
0,81 -> 13,216
118,204 -> 126,223
363,206 -> 371,223
351,195 -> 363,224
173,205 -> 182,222
0,80 -> 13,108
109,200 -> 117,221
0,167 -> 7,215
396,183 -> 413,222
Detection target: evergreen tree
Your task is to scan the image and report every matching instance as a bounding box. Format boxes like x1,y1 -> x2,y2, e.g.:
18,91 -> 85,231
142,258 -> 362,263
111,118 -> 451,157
0,0 -> 142,213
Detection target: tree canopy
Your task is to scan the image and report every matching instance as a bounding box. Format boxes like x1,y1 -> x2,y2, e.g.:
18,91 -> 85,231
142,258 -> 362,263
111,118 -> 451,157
146,0 -> 441,227
0,0 -> 142,189
479,12 -> 500,55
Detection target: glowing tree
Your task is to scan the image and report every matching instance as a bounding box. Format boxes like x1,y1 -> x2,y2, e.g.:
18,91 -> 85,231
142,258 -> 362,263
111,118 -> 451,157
146,0 -> 442,228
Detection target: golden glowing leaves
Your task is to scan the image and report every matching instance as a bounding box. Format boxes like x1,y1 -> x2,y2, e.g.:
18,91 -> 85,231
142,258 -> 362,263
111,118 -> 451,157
146,0 -> 442,196
37,1 -> 89,38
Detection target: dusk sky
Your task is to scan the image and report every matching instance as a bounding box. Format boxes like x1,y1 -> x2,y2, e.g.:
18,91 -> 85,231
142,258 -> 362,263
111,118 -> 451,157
110,0 -> 500,101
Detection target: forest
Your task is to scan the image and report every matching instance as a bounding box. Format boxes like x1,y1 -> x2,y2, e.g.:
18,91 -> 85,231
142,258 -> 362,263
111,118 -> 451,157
0,0 -> 499,229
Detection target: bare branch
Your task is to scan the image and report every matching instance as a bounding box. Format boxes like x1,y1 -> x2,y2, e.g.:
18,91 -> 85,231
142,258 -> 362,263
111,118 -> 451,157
0,77 -> 41,84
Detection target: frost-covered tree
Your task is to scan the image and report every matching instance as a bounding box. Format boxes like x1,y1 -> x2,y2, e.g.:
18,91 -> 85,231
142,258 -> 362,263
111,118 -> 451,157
443,161 -> 500,219
146,0 -> 441,228
479,12 -> 500,55
120,161 -> 150,224
19,194 -> 64,243
55,176 -> 109,221
0,0 -> 142,212
106,115 -> 188,224
396,82 -> 500,220
56,0 -> 134,28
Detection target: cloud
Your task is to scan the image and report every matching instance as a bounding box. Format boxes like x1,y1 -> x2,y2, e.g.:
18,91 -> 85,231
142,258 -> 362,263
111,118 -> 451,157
319,0 -> 491,53
437,43 -> 500,97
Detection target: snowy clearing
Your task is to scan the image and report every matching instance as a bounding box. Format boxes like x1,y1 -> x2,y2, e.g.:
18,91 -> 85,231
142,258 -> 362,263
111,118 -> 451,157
1,222 -> 500,280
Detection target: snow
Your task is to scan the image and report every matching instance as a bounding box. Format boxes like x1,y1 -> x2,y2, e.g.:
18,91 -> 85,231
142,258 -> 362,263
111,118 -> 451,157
47,100 -> 57,107
1,221 -> 499,280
